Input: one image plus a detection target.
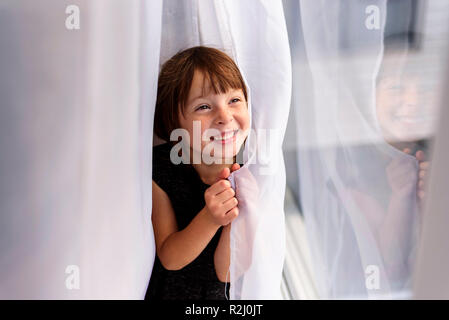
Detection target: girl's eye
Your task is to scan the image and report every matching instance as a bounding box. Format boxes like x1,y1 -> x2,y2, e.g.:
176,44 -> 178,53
195,105 -> 210,111
230,98 -> 240,104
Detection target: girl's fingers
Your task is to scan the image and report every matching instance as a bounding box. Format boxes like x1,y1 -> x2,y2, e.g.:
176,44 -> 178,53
214,165 -> 240,184
217,167 -> 230,181
207,165 -> 241,212
420,161 -> 430,169
419,170 -> 426,179
208,179 -> 231,195
225,207 -> 239,223
415,150 -> 425,162
215,187 -> 235,203
418,179 -> 425,188
222,197 -> 238,213
231,163 -> 240,173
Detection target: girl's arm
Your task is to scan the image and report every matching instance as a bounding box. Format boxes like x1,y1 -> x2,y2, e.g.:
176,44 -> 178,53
214,224 -> 231,282
152,180 -> 220,271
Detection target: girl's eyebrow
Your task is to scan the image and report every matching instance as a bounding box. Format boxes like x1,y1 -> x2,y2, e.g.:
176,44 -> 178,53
188,88 -> 213,104
188,94 -> 211,106
189,89 -> 243,105
231,89 -> 245,96
189,94 -> 204,103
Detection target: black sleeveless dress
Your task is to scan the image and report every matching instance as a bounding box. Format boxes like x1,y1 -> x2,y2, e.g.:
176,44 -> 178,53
145,143 -> 230,300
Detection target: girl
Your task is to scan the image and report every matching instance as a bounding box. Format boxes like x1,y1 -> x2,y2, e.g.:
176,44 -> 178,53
145,46 -> 250,300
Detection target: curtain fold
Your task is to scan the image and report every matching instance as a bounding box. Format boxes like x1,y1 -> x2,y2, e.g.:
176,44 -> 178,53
290,0 -> 422,298
0,0 -> 162,298
223,0 -> 291,300
159,0 -> 292,299
0,0 -> 290,300
4,0 -> 440,300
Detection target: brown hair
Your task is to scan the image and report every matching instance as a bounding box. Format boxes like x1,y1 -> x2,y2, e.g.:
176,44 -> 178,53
154,46 -> 248,142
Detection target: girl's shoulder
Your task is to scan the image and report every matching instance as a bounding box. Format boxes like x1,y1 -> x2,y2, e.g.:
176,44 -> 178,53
153,142 -> 173,164
152,142 -> 176,191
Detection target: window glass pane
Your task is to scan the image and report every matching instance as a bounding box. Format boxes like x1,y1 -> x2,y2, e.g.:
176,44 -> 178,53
283,0 -> 449,299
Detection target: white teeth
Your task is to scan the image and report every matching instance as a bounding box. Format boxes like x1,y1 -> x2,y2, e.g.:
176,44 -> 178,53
214,131 -> 236,141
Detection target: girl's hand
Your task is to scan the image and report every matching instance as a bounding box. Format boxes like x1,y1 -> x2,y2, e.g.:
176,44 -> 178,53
386,149 -> 418,195
230,163 -> 240,173
402,148 -> 430,202
204,167 -> 239,227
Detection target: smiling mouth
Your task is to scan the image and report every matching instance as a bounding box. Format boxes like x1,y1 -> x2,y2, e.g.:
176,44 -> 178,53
393,114 -> 430,125
210,130 -> 238,144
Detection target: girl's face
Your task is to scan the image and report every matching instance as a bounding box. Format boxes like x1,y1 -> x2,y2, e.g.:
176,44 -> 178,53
376,75 -> 437,143
179,69 -> 250,162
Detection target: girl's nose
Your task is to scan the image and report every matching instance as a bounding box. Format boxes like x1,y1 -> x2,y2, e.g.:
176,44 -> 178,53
402,86 -> 419,111
215,108 -> 233,125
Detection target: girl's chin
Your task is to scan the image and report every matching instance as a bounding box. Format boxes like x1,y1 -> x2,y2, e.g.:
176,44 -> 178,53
201,148 -> 238,164
191,138 -> 245,163
208,151 -> 238,161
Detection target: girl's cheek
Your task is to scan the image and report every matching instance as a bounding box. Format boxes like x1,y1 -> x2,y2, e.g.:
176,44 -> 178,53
243,116 -> 251,131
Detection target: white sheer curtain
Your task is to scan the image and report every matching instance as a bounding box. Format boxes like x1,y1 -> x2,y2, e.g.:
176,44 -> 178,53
7,0 -> 435,300
223,1 -> 291,300
159,0 -> 291,299
0,0 -> 162,298
288,0 -> 426,299
0,0 -> 291,300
